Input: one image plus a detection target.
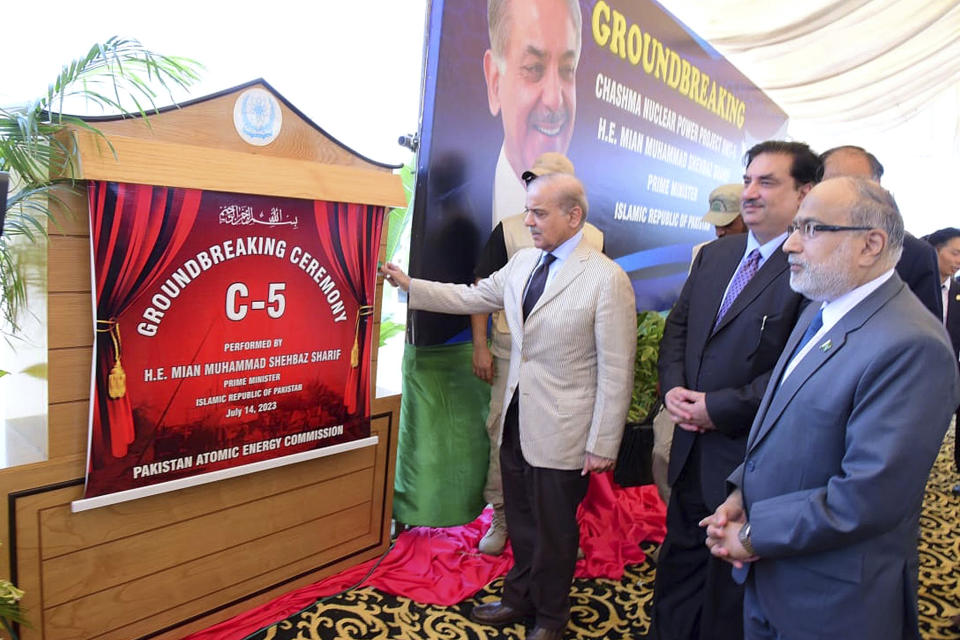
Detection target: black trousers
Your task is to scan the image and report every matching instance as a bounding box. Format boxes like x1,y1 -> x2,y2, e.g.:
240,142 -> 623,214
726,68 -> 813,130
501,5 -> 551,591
651,439 -> 744,640
500,393 -> 589,630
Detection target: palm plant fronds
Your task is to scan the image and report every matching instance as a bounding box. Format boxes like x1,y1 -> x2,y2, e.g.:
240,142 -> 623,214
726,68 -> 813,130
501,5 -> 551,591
0,114 -> 68,184
0,235 -> 26,335
4,182 -> 74,239
0,36 -> 203,334
46,36 -> 202,124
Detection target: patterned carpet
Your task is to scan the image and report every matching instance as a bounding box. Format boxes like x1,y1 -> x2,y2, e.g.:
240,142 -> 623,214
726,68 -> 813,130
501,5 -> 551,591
249,432 -> 960,640
919,429 -> 960,639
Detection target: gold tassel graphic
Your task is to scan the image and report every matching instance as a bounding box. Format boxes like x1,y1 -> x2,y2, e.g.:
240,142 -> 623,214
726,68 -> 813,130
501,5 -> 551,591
351,305 -> 375,368
97,319 -> 127,399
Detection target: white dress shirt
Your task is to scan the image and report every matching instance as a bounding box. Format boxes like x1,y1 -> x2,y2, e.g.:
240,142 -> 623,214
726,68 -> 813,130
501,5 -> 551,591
492,146 -> 526,230
941,277 -> 950,325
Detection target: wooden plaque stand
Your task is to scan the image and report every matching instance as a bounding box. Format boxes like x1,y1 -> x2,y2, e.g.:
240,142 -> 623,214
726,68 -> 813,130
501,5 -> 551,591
0,80 -> 405,639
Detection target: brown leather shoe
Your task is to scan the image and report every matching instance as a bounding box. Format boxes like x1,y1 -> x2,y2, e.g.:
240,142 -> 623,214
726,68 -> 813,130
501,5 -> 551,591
470,601 -> 528,626
527,625 -> 564,640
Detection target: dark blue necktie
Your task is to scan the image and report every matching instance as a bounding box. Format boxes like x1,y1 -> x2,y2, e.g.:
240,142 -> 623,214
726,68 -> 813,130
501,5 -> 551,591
791,308 -> 824,360
522,253 -> 556,320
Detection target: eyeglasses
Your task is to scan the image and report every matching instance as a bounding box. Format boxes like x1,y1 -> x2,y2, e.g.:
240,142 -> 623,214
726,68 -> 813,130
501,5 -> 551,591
788,220 -> 873,240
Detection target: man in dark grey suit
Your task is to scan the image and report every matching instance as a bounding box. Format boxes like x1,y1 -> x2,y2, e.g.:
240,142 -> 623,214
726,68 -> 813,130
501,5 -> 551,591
651,141 -> 817,640
704,177 -> 959,640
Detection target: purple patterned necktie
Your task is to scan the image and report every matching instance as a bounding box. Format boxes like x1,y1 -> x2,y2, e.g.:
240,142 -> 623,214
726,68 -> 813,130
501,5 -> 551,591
714,249 -> 760,330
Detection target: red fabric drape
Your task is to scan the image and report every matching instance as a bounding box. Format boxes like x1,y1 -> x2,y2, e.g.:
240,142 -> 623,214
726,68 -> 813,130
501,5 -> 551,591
312,201 -> 385,415
89,182 -> 202,460
184,476 -> 666,640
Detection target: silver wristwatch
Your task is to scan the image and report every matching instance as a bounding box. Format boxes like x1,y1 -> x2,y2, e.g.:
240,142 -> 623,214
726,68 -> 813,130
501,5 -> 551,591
738,522 -> 756,556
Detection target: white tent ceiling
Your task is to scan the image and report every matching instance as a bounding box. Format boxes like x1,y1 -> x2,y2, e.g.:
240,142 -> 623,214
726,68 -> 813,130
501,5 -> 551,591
3,0 -> 956,231
660,0 -> 960,233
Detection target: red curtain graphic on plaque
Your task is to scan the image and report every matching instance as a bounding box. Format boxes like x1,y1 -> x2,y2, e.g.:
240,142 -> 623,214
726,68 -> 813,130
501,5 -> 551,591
314,201 -> 385,415
86,181 -> 384,499
90,182 -> 202,464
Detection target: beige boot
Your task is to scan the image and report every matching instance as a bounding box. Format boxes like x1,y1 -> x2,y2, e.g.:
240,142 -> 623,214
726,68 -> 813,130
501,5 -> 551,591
478,508 -> 508,555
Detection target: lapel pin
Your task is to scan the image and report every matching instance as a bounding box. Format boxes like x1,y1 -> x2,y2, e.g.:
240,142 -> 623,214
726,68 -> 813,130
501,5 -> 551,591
955,294 -> 960,301
819,340 -> 832,352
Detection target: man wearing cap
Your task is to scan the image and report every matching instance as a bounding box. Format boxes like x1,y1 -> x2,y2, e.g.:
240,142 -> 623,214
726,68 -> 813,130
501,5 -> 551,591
470,152 -> 603,555
382,172 -> 635,640
705,184 -> 748,237
691,183 -> 749,266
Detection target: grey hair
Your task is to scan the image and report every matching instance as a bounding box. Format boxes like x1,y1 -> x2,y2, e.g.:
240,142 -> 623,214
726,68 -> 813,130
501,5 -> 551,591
488,0 -> 583,68
530,172 -> 588,226
842,177 -> 904,264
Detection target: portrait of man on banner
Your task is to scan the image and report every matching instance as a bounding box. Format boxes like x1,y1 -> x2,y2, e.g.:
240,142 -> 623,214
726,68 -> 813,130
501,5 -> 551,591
483,0 -> 581,228
410,0 -> 791,345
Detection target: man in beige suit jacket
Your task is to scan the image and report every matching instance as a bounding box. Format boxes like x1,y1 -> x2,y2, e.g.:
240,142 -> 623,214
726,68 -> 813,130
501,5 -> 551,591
470,152 -> 604,556
382,173 -> 635,640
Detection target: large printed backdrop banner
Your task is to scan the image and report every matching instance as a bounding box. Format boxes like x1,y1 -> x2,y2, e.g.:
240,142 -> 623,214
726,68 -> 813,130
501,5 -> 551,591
86,181 -> 384,499
409,0 -> 788,345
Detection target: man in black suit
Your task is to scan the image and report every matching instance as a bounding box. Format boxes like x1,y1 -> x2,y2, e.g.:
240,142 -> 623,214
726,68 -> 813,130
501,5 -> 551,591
819,145 -> 942,318
922,227 -> 960,478
922,227 -> 960,633
924,227 -> 960,355
650,141 -> 817,640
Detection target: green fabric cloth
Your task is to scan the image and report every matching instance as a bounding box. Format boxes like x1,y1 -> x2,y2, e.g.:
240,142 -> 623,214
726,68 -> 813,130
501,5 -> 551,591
393,342 -> 490,527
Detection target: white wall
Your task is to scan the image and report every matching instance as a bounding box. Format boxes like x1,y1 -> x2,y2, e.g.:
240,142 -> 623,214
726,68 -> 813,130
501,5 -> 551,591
2,0 -> 429,167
